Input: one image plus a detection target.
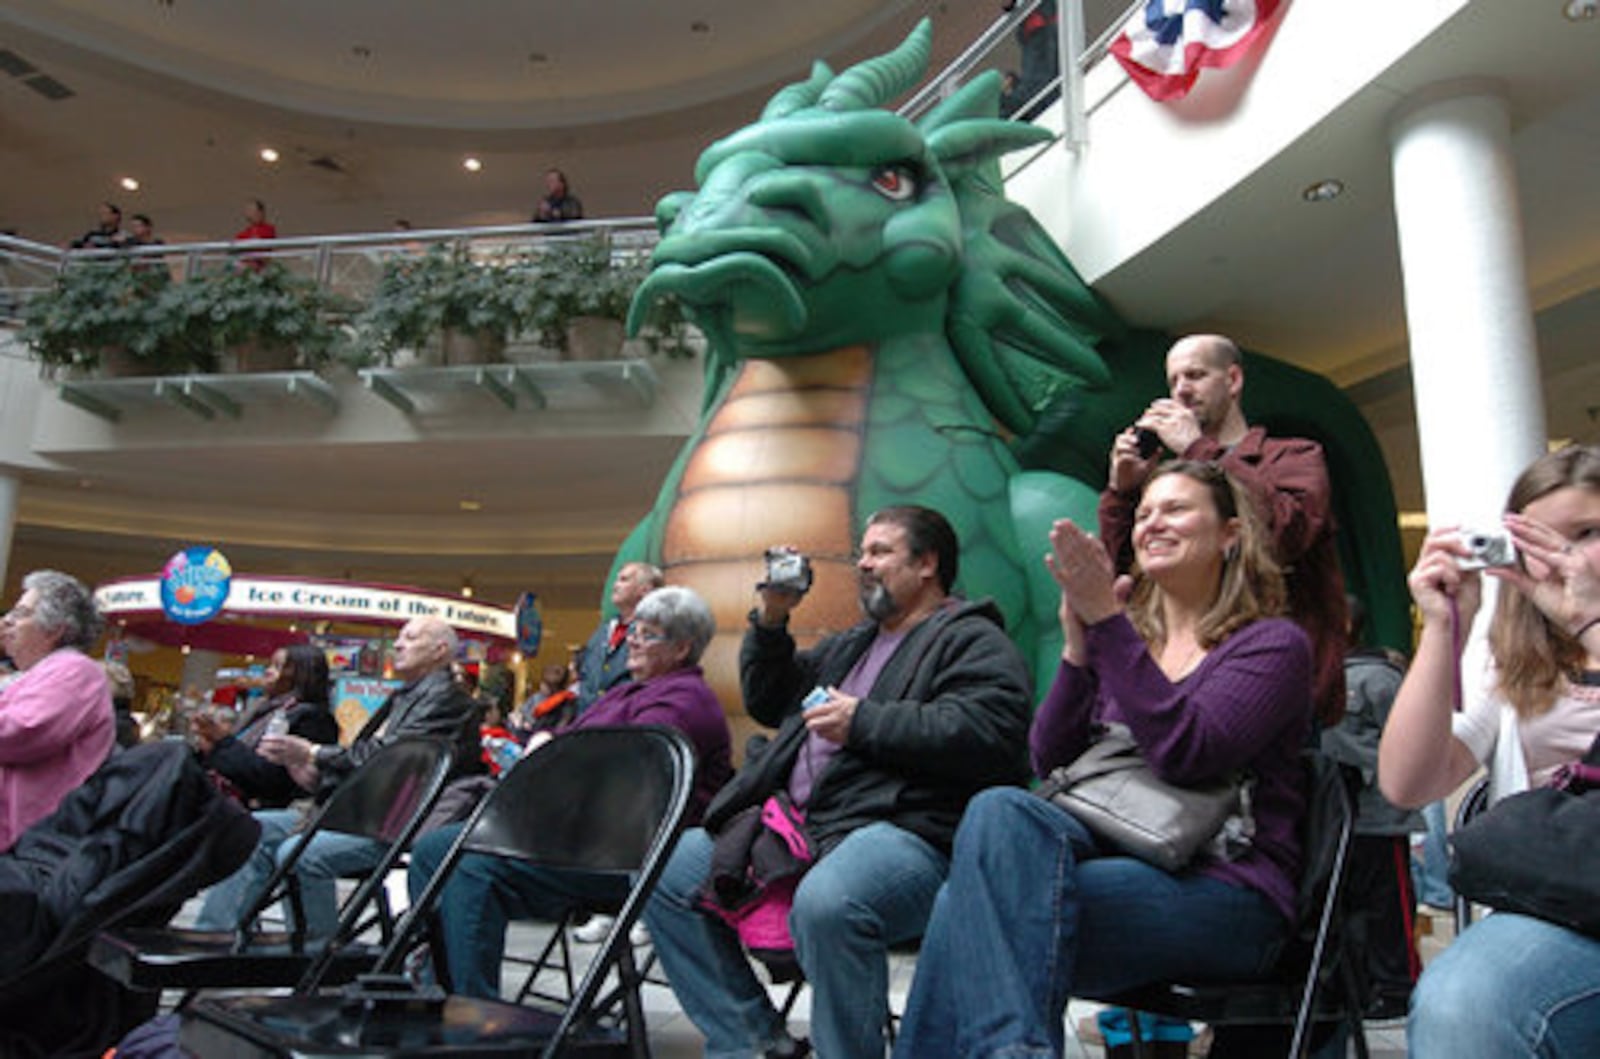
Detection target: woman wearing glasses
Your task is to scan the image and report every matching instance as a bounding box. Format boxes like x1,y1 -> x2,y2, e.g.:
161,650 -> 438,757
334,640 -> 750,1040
0,570 -> 114,853
407,584 -> 735,999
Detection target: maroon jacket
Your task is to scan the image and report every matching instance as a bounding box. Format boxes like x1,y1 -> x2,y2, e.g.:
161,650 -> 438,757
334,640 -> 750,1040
1098,426 -> 1348,725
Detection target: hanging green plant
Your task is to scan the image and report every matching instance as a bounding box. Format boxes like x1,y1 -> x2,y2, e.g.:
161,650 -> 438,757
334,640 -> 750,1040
19,258 -> 193,375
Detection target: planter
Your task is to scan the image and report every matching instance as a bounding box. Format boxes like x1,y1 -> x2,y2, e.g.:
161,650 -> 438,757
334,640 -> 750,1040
99,345 -> 166,378
220,340 -> 298,374
564,316 -> 625,362
440,329 -> 508,365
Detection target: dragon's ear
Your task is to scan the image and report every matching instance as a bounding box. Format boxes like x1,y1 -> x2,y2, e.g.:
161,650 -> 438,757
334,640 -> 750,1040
927,121 -> 1053,182
922,69 -> 1053,180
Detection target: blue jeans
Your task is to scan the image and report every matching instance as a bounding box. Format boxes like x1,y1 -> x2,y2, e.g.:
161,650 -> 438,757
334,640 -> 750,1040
194,808 -> 386,939
406,823 -> 631,1000
1410,912 -> 1600,1058
1410,799 -> 1454,909
645,821 -> 948,1059
893,788 -> 1286,1059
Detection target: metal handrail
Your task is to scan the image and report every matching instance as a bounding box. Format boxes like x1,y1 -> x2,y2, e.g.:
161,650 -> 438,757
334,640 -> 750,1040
1,3 -> 1145,317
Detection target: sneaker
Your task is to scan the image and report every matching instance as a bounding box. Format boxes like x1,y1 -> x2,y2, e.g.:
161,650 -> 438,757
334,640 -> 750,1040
572,915 -> 614,944
762,1036 -> 811,1058
629,920 -> 650,947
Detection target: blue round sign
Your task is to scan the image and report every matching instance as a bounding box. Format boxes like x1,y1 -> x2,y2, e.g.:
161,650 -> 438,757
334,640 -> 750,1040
160,547 -> 233,625
515,591 -> 543,655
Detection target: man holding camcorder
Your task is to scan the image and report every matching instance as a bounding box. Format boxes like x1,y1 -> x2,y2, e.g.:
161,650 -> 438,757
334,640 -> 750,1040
1101,333 -> 1349,726
644,504 -> 1032,1059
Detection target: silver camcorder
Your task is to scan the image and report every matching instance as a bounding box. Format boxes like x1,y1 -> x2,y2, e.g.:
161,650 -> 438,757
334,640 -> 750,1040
1454,529 -> 1517,571
762,547 -> 814,595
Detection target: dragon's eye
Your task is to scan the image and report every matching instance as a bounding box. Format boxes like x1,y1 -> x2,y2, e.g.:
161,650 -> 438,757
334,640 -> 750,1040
870,164 -> 918,202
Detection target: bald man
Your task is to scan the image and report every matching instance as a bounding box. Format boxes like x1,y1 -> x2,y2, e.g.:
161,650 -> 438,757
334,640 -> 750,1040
1101,333 -> 1348,725
195,616 -> 482,939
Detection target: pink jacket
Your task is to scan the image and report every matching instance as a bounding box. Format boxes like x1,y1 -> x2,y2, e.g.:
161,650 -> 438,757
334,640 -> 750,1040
0,648 -> 115,852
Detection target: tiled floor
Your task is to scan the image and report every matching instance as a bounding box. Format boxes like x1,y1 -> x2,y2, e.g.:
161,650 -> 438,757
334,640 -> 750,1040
167,884 -> 1420,1057
503,918 -> 1412,1058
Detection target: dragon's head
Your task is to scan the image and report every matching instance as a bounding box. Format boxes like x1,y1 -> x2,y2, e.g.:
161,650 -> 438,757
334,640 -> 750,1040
631,19 -> 1122,432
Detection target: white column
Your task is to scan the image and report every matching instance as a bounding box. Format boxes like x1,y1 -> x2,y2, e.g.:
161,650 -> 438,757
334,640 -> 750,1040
0,472 -> 17,592
1389,81 -> 1545,530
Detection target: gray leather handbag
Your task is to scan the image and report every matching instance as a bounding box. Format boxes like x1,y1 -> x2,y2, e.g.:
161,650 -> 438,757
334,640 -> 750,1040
1037,723 -> 1255,872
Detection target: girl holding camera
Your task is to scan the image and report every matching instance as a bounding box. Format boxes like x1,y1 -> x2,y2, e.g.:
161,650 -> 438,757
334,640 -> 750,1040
1379,443 -> 1600,1058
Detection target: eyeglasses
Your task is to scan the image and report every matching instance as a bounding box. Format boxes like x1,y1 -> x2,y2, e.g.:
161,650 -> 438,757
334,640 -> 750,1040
625,626 -> 670,645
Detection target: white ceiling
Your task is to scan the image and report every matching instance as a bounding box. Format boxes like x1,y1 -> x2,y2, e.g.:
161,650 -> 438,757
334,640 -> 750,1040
2,0 -> 1598,617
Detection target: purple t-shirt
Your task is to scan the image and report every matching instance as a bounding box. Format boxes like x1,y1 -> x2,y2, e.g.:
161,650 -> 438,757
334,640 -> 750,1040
787,626 -> 909,807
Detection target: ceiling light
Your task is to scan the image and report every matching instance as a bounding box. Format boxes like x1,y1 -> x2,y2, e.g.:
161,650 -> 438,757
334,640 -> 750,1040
463,157 -> 483,172
259,147 -> 280,163
461,579 -> 475,599
1301,178 -> 1344,203
119,176 -> 140,192
458,499 -> 482,511
1564,0 -> 1597,20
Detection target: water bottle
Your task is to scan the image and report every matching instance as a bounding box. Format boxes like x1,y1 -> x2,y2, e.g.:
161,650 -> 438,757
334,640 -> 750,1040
264,710 -> 290,739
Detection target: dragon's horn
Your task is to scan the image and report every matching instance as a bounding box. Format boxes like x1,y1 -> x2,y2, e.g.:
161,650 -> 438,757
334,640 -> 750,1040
818,18 -> 931,112
763,60 -> 835,121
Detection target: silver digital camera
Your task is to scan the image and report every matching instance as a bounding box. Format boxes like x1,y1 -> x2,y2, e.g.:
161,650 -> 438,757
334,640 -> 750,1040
1454,529 -> 1517,570
762,547 -> 814,595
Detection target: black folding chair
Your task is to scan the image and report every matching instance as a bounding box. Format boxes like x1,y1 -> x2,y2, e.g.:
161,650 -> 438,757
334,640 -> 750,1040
179,725 -> 696,1058
89,737 -> 454,1000
1085,752 -> 1369,1059
0,741 -> 261,1057
1452,775 -> 1490,933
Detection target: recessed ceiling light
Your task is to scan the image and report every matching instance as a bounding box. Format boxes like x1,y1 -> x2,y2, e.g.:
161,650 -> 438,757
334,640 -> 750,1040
119,176 -> 140,191
463,157 -> 483,172
259,147 -> 280,163
458,499 -> 482,511
1301,178 -> 1344,203
1564,0 -> 1597,20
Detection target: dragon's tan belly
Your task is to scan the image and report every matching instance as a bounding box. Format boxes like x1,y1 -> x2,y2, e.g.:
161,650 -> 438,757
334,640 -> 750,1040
661,347 -> 871,743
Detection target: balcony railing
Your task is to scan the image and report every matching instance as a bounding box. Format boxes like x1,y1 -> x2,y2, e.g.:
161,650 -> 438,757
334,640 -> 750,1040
0,0 -> 1146,331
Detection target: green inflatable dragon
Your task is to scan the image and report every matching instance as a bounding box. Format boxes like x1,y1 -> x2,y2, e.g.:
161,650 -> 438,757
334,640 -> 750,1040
620,20 -> 1408,727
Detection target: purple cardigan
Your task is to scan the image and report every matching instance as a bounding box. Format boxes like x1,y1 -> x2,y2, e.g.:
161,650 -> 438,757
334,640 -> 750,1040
574,665 -> 734,824
1032,615 -> 1313,919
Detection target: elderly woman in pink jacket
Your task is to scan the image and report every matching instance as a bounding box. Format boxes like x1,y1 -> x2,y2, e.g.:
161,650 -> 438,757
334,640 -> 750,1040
0,570 -> 114,852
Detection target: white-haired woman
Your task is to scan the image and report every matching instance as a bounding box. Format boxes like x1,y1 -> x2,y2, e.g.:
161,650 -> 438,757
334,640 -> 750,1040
407,584 -> 735,999
0,570 -> 113,852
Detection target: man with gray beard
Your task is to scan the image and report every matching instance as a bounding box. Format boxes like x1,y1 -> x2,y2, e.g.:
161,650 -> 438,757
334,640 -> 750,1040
643,505 -> 1033,1059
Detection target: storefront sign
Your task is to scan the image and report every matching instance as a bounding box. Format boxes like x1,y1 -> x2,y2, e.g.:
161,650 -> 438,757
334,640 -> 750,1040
97,574 -> 518,641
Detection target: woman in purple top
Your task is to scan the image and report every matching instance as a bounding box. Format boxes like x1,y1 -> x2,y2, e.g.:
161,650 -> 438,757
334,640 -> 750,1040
895,461 -> 1313,1058
408,584 -> 733,1000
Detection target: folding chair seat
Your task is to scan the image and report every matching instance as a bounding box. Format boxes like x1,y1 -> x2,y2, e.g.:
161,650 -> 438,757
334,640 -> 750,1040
179,725 -> 696,1058
88,737 -> 455,999
1083,751 -> 1369,1059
